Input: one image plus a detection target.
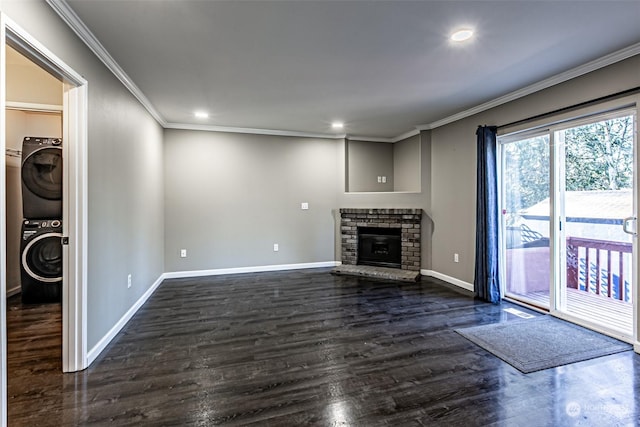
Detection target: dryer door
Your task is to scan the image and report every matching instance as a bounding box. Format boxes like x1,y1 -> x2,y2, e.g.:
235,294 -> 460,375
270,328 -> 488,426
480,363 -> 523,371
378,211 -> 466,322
22,233 -> 63,283
22,146 -> 63,200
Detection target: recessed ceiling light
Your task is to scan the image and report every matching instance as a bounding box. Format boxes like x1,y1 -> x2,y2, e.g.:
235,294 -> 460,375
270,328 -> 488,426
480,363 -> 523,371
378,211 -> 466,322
451,29 -> 474,42
194,111 -> 209,119
331,121 -> 344,130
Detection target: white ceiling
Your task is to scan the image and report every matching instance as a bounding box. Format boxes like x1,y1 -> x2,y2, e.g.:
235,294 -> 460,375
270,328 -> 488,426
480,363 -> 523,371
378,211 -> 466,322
58,0 -> 640,140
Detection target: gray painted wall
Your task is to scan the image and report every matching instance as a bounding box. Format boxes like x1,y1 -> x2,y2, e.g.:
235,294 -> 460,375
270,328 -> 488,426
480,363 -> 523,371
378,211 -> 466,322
346,136 -> 421,193
393,134 -> 420,192
1,0 -> 165,349
164,130 -> 339,272
346,139 -> 394,192
429,54 -> 640,285
2,0 -> 637,354
163,130 -> 433,273
337,132 -> 433,270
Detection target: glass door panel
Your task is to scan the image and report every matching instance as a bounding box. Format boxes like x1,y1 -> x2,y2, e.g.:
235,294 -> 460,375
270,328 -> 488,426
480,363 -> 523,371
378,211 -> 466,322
558,113 -> 635,335
502,134 -> 551,308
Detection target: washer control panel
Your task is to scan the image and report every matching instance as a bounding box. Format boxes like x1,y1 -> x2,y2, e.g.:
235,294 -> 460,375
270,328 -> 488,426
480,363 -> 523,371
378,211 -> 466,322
22,219 -> 63,240
23,136 -> 62,146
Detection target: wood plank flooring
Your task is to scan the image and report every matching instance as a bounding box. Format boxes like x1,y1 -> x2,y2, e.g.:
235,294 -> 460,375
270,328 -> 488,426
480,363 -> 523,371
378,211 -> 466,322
7,269 -> 640,426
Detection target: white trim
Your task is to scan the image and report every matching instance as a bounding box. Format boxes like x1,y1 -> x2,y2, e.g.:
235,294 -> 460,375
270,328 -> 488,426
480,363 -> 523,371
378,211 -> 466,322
45,0 -> 165,126
550,311 -> 634,344
421,269 -> 474,292
164,261 -> 340,280
46,2 -> 640,142
164,42 -> 640,139
5,286 -> 20,298
634,342 -> 640,354
4,16 -> 84,85
347,129 -> 420,143
392,128 -> 420,143
1,11 -> 8,426
3,14 -> 90,374
61,82 -> 89,373
86,274 -> 166,365
343,191 -> 421,195
86,261 -> 339,364
347,135 -> 395,143
5,101 -> 62,112
422,42 -> 640,131
165,122 -> 345,140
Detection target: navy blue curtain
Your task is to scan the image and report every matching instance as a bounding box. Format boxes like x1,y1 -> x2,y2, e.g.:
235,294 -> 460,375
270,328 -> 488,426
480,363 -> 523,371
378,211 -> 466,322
474,125 -> 501,303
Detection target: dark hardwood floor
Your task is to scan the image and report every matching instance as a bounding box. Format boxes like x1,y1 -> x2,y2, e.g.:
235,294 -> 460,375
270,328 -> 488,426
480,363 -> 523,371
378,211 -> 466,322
7,269 -> 640,426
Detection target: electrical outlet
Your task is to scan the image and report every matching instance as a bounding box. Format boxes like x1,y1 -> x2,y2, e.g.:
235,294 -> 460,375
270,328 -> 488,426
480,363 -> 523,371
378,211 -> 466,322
301,202 -> 309,210
382,176 -> 387,183
127,274 -> 132,288
180,249 -> 187,258
454,253 -> 459,263
377,176 -> 382,183
273,243 -> 279,252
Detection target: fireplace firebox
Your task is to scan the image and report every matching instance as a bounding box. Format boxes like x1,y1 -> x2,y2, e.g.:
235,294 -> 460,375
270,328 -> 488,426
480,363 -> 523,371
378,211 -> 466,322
357,227 -> 401,269
339,208 -> 422,271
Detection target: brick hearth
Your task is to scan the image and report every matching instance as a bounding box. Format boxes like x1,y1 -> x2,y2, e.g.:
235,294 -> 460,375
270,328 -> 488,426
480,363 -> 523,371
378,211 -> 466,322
339,208 -> 422,271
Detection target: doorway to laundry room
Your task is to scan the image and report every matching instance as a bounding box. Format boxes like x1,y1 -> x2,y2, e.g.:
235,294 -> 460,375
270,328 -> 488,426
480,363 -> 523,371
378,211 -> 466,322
1,18 -> 89,422
4,43 -> 65,418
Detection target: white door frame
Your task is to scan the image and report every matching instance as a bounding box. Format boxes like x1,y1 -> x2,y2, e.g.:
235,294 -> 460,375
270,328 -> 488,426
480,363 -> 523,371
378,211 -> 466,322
550,107 -> 638,343
1,12 -> 88,426
499,96 -> 640,353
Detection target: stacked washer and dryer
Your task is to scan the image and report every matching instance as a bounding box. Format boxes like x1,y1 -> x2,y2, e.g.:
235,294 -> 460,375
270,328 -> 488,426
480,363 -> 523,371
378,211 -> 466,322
20,136 -> 63,303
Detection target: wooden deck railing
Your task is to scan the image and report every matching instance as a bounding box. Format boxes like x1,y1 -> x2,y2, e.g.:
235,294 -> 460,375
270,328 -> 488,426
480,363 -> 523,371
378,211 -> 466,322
566,236 -> 632,301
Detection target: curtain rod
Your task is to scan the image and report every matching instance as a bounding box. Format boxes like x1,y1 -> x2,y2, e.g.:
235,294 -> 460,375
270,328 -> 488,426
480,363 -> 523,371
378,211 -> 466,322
497,86 -> 640,130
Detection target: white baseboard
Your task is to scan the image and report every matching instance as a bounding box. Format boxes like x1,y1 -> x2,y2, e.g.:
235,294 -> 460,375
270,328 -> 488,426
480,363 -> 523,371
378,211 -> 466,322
87,273 -> 166,365
635,342 -> 640,354
6,286 -> 21,298
421,269 -> 474,292
164,261 -> 340,280
86,261 -> 340,365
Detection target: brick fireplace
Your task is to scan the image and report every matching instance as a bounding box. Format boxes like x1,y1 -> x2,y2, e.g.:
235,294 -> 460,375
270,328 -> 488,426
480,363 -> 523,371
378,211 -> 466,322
339,208 -> 422,271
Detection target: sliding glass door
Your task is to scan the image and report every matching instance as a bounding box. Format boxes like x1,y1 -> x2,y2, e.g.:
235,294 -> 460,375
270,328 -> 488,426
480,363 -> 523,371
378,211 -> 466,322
556,112 -> 636,336
501,133 -> 551,308
500,107 -> 637,339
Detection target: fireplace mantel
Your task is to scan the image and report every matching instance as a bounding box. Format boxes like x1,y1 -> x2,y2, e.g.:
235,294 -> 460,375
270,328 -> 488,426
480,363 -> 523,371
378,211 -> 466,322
339,208 -> 422,271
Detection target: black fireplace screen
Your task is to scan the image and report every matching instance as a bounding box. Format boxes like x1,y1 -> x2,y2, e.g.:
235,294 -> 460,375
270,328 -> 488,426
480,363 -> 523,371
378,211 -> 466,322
357,227 -> 402,269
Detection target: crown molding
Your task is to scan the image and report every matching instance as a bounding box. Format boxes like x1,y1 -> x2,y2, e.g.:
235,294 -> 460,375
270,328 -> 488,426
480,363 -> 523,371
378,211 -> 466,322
392,128 -> 420,142
165,122 -> 345,140
421,42 -> 640,131
347,135 -> 394,143
46,0 -> 640,141
348,128 -> 419,143
46,0 -> 166,126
